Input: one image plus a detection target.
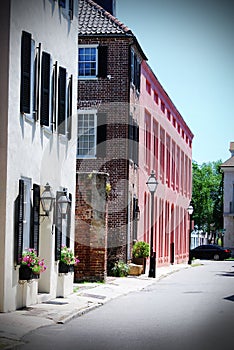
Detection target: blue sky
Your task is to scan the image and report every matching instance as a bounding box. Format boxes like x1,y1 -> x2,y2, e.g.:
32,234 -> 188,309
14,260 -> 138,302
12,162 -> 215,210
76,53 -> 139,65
116,0 -> 234,165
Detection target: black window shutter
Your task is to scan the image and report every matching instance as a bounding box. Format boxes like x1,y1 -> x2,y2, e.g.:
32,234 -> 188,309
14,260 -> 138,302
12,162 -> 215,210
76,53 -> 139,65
52,61 -> 58,132
31,184 -> 40,253
136,60 -> 141,92
40,52 -> 50,126
96,113 -> 107,157
133,121 -> 139,165
58,67 -> 66,135
33,43 -> 41,120
97,46 -> 108,78
128,115 -> 133,161
20,31 -> 31,114
15,179 -> 24,265
55,191 -> 63,261
69,0 -> 74,20
67,75 -> 72,140
59,0 -> 66,8
66,193 -> 72,248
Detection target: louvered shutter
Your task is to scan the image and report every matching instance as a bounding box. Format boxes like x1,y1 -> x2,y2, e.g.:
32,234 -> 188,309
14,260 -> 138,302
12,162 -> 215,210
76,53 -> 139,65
33,43 -> 41,120
128,115 -> 134,161
59,0 -> 66,8
52,61 -> 58,131
97,46 -> 108,78
69,0 -> 74,20
136,60 -> 141,92
133,121 -> 139,165
15,180 -> 24,265
31,184 -> 40,253
55,191 -> 63,261
58,67 -> 66,135
66,193 -> 72,248
67,75 -> 72,140
96,113 -> 107,157
40,52 -> 50,126
20,31 -> 31,114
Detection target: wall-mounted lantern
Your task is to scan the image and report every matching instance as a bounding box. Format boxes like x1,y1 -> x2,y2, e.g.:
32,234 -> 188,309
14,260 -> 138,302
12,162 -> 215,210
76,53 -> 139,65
58,188 -> 71,218
40,183 -> 55,216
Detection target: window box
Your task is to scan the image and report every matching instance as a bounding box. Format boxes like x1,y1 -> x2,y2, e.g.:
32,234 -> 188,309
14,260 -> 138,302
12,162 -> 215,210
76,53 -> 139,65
58,261 -> 74,273
19,265 -> 40,281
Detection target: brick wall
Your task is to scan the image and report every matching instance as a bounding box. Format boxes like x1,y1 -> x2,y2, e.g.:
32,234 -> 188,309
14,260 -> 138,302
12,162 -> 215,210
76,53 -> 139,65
74,172 -> 108,282
77,36 -> 132,271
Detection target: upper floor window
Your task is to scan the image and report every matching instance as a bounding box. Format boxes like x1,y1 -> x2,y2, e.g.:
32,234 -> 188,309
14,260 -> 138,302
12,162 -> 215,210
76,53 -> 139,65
161,101 -> 165,113
77,112 -> 96,158
20,31 -> 36,119
20,31 -> 72,139
154,91 -> 159,104
78,45 -> 107,79
77,111 -> 107,158
146,80 -> 151,95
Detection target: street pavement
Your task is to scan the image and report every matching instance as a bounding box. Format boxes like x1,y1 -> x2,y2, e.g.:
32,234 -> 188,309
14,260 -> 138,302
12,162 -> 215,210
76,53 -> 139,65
0,262 -> 193,349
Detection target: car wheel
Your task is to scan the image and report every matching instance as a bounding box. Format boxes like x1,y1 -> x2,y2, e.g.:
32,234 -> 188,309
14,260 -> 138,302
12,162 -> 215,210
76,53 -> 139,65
213,254 -> 220,261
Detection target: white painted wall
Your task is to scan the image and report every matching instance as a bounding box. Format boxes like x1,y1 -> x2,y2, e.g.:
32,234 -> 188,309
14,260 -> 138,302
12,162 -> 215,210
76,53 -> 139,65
1,0 -> 78,312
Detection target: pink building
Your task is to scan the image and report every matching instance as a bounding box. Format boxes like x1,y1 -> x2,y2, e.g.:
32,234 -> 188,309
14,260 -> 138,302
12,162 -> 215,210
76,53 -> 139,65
138,61 -> 194,267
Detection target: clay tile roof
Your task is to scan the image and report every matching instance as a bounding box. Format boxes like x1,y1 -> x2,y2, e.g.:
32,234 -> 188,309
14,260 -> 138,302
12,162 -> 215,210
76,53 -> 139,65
79,0 -> 133,36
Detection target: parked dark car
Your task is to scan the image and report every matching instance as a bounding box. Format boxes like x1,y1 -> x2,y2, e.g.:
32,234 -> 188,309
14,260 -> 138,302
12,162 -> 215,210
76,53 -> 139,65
190,244 -> 232,261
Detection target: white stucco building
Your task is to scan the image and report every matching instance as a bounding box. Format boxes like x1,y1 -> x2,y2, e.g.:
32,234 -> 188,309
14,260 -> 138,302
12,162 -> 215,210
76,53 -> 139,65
0,0 -> 78,312
220,142 -> 234,254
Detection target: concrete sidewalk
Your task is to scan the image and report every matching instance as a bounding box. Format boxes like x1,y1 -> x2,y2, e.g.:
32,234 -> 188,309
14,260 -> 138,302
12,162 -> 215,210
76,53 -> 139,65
0,263 -> 191,349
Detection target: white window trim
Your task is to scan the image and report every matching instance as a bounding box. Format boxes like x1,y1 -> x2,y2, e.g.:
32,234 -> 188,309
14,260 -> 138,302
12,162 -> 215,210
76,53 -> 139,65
77,109 -> 97,159
78,44 -> 98,80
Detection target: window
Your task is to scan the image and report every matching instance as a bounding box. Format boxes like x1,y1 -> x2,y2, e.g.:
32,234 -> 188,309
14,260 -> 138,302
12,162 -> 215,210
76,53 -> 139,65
154,91 -> 159,104
146,80 -> 151,95
15,179 -> 40,264
58,66 -> 66,134
128,115 -> 139,165
144,110 -> 151,169
161,101 -> 165,113
130,48 -> 141,92
40,52 -> 51,127
77,112 -> 96,158
78,45 -> 108,79
20,31 -> 37,118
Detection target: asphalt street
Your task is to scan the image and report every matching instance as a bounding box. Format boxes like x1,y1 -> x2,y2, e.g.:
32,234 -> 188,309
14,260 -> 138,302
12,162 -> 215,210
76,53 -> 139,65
14,260 -> 234,350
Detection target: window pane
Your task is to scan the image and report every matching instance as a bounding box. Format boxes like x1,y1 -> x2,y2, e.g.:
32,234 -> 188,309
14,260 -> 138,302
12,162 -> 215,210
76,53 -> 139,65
77,113 -> 96,157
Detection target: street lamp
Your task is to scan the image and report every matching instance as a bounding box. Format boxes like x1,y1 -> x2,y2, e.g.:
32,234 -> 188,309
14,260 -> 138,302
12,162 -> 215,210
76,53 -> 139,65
146,170 -> 158,278
187,204 -> 194,264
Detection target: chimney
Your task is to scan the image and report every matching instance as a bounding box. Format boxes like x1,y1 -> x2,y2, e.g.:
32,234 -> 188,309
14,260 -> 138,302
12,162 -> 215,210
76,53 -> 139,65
94,0 -> 116,16
230,142 -> 234,157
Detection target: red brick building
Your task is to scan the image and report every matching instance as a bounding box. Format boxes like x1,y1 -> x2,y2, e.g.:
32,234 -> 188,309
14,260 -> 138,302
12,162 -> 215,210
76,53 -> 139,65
76,0 -> 147,276
138,61 -> 194,267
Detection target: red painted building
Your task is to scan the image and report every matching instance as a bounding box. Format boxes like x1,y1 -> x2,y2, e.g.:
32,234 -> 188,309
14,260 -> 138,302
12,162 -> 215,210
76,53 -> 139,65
138,61 -> 194,266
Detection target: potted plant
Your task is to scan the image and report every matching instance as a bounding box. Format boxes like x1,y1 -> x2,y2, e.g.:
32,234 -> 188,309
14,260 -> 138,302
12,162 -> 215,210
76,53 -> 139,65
111,260 -> 130,277
132,241 -> 149,273
19,248 -> 47,280
59,245 -> 80,273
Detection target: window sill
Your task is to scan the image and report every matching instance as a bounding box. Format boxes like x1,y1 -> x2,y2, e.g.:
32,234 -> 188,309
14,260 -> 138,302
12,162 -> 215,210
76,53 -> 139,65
42,126 -> 52,137
22,113 -> 35,125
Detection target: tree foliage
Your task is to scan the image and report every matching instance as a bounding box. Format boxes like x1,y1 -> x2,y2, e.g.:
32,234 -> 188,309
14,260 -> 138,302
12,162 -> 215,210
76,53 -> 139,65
192,160 -> 223,232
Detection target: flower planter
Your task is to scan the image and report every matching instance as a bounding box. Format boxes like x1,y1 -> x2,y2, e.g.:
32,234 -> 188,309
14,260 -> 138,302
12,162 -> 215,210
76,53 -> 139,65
19,265 -> 40,280
59,261 -> 74,273
132,257 -> 146,274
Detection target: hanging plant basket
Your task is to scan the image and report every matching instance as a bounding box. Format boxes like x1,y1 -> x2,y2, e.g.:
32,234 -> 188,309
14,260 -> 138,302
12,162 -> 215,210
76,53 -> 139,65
59,261 -> 74,273
19,265 -> 40,280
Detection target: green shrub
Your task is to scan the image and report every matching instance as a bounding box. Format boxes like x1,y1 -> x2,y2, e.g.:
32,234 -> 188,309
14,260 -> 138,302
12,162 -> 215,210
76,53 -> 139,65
111,261 -> 129,277
132,241 -> 149,258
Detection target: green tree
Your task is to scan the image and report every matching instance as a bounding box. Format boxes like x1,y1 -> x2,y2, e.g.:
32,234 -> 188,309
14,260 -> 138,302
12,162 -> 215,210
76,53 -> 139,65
192,160 -> 223,233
